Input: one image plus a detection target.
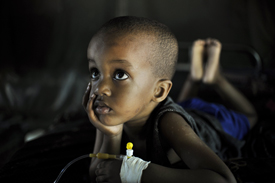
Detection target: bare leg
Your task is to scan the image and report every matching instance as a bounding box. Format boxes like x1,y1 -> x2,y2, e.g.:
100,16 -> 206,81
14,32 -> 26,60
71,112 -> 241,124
177,40 -> 205,102
203,39 -> 258,128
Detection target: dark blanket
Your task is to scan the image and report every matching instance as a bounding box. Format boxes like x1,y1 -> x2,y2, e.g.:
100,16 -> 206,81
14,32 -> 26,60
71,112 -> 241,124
0,120 -> 95,183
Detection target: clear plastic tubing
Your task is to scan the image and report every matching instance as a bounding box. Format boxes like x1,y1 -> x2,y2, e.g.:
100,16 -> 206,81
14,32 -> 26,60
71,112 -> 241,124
53,153 -> 126,183
53,142 -> 133,183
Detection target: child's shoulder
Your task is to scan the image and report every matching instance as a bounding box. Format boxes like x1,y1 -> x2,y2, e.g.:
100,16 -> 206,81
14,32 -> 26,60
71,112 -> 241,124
159,111 -> 192,138
154,96 -> 204,139
145,97 -> 202,166
152,96 -> 197,129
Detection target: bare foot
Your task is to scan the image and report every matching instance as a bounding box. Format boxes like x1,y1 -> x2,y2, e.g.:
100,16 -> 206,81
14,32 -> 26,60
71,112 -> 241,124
190,39 -> 205,81
203,38 -> 222,84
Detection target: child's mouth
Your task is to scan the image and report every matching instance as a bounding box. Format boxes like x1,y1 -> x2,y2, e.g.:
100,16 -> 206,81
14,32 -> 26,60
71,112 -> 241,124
94,101 -> 112,115
95,105 -> 111,114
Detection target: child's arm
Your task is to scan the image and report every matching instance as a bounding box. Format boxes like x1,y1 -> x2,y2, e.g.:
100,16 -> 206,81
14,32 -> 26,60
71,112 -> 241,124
82,84 -> 123,181
93,129 -> 103,156
141,112 -> 236,183
87,95 -> 123,180
94,111 -> 236,183
89,132 -> 122,181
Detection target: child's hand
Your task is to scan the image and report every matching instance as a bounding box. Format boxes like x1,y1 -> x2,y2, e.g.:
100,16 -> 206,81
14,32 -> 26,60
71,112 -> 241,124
95,159 -> 122,183
82,83 -> 123,137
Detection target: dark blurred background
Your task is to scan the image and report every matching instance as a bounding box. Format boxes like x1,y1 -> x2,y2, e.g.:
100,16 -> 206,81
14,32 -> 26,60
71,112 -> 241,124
1,0 -> 275,169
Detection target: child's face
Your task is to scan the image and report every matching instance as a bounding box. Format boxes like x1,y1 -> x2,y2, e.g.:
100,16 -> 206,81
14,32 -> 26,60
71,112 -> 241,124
87,34 -> 158,126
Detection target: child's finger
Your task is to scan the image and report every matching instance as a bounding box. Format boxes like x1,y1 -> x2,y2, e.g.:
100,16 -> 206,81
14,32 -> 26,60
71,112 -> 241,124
95,175 -> 106,183
87,93 -> 100,123
82,82 -> 91,110
87,93 -> 95,112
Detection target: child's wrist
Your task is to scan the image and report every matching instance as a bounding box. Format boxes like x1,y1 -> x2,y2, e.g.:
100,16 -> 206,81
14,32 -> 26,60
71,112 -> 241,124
120,156 -> 150,183
103,131 -> 123,139
100,133 -> 122,153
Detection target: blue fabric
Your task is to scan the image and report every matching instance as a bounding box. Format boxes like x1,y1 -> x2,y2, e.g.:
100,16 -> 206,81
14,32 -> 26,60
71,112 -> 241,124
178,98 -> 250,140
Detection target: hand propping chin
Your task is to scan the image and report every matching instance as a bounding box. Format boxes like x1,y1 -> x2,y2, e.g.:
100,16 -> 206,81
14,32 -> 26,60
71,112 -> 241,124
86,94 -> 123,136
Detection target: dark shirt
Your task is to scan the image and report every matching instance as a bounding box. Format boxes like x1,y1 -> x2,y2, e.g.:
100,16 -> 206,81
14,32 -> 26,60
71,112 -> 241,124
141,97 -> 245,168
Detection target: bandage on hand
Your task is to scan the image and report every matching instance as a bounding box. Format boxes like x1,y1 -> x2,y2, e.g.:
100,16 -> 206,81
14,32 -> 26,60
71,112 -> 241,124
120,156 -> 150,183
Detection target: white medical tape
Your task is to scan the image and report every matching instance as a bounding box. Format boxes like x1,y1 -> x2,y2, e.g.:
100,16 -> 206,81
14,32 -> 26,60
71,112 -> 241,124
120,156 -> 151,183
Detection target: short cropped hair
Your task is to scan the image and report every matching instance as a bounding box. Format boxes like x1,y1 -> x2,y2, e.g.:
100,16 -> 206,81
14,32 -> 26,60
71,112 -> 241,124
94,16 -> 178,79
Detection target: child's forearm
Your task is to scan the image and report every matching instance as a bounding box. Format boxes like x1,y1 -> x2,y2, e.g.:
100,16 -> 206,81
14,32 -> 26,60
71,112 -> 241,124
93,130 -> 103,153
89,132 -> 122,179
142,163 -> 236,183
92,129 -> 104,164
99,133 -> 122,154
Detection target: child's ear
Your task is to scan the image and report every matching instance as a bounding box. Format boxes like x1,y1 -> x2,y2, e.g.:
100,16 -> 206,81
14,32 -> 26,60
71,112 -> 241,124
153,79 -> 172,102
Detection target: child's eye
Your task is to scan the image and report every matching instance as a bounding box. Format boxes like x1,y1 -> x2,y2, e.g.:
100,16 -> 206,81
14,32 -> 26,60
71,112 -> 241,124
90,68 -> 100,80
114,70 -> 129,80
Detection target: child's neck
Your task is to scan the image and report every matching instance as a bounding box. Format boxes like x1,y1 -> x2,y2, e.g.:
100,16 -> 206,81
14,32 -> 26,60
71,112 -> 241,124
123,101 -> 158,140
122,101 -> 159,159
123,122 -> 148,159
123,120 -> 147,141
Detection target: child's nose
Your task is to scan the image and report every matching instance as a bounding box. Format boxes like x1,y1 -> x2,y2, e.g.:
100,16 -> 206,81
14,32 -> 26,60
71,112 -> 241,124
93,78 -> 112,97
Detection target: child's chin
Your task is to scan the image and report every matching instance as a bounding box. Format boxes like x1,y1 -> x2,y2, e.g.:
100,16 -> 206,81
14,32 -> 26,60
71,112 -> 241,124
99,116 -> 120,126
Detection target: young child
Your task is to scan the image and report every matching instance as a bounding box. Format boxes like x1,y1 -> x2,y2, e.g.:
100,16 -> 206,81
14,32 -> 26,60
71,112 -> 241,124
82,16 -> 254,183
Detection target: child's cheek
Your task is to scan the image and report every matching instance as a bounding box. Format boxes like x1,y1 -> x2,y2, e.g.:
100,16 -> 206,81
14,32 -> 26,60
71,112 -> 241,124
135,107 -> 141,114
